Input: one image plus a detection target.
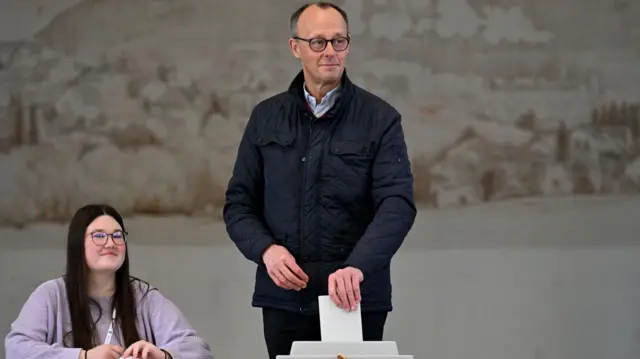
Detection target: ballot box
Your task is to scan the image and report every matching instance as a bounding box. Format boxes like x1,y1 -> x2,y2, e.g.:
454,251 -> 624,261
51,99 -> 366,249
276,340 -> 414,359
276,296 -> 415,358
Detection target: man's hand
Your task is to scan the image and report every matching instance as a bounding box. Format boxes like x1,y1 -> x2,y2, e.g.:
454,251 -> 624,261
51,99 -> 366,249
122,340 -> 166,359
85,344 -> 124,359
328,266 -> 363,311
262,244 -> 309,290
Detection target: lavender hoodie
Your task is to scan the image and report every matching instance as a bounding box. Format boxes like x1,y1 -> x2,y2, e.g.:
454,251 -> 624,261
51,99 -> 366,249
4,277 -> 213,359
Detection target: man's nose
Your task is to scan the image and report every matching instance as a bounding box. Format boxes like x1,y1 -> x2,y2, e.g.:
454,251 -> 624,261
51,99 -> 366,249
324,42 -> 337,56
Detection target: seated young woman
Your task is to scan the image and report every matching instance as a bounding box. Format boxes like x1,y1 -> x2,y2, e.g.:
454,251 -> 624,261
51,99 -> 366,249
4,204 -> 214,359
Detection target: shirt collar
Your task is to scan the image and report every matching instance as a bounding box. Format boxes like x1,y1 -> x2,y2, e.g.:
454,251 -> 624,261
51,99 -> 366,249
303,82 -> 341,108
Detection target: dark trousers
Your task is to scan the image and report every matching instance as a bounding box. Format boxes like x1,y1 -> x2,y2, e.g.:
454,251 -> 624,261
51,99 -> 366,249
262,307 -> 388,359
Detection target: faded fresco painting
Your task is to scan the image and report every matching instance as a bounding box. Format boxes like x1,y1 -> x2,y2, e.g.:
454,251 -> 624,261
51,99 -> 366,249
1,0 -> 639,240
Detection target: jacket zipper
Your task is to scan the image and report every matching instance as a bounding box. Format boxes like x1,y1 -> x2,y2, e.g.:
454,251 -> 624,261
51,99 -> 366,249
299,113 -> 314,312
300,116 -> 314,256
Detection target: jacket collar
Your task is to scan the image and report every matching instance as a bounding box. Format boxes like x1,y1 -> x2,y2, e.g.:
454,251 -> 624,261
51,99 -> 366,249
288,69 -> 355,118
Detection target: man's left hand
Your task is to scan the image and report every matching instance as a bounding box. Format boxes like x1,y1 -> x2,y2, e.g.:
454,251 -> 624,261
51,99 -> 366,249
122,340 -> 168,359
328,266 -> 363,311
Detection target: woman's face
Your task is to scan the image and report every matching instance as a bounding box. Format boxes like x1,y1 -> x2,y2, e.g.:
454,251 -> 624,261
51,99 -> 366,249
84,215 -> 127,273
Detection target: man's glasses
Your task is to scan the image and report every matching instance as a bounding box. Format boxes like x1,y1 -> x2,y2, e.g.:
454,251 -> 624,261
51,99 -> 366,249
88,230 -> 127,246
293,36 -> 350,52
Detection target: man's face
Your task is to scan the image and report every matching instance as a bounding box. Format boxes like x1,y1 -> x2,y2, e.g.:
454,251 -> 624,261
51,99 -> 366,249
289,6 -> 350,85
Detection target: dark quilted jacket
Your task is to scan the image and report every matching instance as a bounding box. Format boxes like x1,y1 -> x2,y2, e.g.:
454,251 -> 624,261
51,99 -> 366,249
223,70 -> 416,315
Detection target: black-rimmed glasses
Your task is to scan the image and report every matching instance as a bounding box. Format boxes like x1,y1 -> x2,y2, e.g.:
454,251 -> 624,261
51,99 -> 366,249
293,36 -> 350,52
88,230 -> 128,246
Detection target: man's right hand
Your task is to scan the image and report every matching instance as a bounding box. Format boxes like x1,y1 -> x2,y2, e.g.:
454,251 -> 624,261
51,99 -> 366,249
262,245 -> 309,291
84,344 -> 124,359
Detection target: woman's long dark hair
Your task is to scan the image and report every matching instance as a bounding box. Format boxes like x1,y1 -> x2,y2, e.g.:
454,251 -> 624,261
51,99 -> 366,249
63,204 -> 151,350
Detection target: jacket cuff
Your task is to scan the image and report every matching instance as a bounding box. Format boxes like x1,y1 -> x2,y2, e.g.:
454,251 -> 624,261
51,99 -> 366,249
253,238 -> 276,265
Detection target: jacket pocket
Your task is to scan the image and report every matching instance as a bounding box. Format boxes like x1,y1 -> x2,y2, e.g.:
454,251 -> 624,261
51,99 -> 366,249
322,241 -> 353,261
257,132 -> 297,189
327,139 -> 374,190
257,133 -> 296,147
329,140 -> 374,161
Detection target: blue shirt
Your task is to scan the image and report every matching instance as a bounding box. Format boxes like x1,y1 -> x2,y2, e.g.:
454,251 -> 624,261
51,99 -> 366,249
303,83 -> 341,118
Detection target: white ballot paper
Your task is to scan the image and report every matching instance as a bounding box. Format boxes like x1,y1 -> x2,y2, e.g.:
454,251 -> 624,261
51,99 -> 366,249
318,295 -> 363,342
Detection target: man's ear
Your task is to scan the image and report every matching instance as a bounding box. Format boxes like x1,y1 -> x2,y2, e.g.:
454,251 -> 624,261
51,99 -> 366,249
289,38 -> 301,59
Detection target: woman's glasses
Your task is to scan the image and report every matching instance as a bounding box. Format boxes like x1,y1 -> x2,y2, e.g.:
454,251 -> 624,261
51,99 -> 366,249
88,230 -> 127,246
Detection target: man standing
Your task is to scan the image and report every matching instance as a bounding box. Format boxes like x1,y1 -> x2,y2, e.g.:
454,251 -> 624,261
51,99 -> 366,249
223,2 -> 416,358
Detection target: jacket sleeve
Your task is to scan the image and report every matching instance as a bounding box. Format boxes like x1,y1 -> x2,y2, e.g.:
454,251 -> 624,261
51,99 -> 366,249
223,108 -> 276,265
343,113 -> 417,275
4,283 -> 82,359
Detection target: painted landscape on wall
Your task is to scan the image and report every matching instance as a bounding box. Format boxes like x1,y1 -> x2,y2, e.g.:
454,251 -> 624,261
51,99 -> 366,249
1,0 -> 639,230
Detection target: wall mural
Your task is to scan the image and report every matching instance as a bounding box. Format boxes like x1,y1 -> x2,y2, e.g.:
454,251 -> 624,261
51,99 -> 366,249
1,0 -> 639,229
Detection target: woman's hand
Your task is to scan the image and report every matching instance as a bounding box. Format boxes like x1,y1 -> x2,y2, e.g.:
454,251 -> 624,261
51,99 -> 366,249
85,344 -> 124,359
122,340 -> 167,359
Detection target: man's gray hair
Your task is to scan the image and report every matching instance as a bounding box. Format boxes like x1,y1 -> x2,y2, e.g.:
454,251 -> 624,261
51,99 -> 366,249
289,2 -> 349,37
